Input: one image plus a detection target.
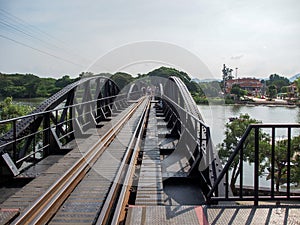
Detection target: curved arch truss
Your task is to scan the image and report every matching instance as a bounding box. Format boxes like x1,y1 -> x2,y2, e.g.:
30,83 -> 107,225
0,76 -> 126,174
157,76 -> 225,198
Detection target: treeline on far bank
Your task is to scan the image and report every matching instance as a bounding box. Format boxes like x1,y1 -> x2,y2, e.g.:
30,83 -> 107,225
0,68 -> 212,104
0,73 -> 79,98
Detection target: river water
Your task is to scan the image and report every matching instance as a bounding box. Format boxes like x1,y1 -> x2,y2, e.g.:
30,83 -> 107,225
198,104 -> 300,145
198,104 -> 300,188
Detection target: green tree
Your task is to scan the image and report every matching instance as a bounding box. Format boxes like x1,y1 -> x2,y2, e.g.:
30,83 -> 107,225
199,81 -> 220,97
266,74 -> 290,93
147,67 -> 203,101
230,84 -> 247,100
22,74 -> 40,98
0,73 -> 74,98
265,137 -> 300,193
36,78 -> 58,97
267,85 -> 277,99
291,136 -> 300,187
0,97 -> 33,134
111,72 -> 134,90
55,75 -> 74,88
280,86 -> 288,94
79,72 -> 94,78
218,114 -> 270,192
148,67 -> 191,87
293,154 -> 300,187
187,80 -> 201,93
295,77 -> 300,97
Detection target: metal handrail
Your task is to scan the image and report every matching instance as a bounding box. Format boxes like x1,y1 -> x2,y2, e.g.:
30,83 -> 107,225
207,123 -> 300,205
162,95 -> 209,128
0,93 -> 129,172
0,94 -> 127,125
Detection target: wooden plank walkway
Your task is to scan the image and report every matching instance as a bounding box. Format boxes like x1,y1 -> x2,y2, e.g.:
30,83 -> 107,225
135,102 -> 164,205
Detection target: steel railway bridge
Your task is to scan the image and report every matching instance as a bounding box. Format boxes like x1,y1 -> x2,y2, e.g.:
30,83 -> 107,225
0,75 -> 299,224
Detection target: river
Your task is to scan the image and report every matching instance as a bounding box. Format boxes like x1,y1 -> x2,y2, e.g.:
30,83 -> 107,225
198,104 -> 300,145
198,104 -> 300,188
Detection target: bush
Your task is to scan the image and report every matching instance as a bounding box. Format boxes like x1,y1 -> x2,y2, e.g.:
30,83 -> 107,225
225,96 -> 235,104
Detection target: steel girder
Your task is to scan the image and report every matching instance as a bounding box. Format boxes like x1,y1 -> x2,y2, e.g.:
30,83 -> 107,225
0,76 -> 121,174
159,76 -> 224,198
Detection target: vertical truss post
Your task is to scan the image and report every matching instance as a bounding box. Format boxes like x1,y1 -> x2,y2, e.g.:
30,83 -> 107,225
43,112 -> 51,156
254,127 -> 259,206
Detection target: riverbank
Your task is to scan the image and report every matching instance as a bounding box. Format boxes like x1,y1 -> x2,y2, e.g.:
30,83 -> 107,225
201,96 -> 298,107
246,97 -> 295,106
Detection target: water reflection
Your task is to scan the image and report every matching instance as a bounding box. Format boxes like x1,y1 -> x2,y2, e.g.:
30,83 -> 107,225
297,109 -> 300,123
230,104 -> 242,114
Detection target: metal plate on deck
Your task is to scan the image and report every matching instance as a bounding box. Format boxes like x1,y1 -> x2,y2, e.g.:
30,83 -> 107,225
1,153 -> 19,176
0,208 -> 20,225
205,205 -> 300,225
126,206 -> 207,225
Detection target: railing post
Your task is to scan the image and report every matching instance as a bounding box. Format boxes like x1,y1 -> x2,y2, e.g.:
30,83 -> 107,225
271,127 -> 275,198
287,127 -> 291,198
254,127 -> 259,206
33,115 -> 36,161
225,170 -> 229,199
239,145 -> 243,199
43,112 -> 51,157
13,120 -> 17,162
207,127 -> 218,197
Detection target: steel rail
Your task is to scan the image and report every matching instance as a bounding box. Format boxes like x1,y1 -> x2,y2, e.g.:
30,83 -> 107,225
111,98 -> 151,225
11,97 -> 146,225
95,97 -> 151,225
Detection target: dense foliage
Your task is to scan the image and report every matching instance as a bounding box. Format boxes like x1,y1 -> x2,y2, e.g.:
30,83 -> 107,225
146,67 -> 206,103
230,84 -> 247,100
0,97 -> 33,134
267,84 -> 277,99
147,67 -> 191,83
199,81 -> 221,97
110,72 -> 135,90
266,74 -> 290,93
0,73 -> 77,98
266,138 -> 300,191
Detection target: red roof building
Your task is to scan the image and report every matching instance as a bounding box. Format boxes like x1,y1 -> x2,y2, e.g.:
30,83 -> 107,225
225,78 -> 263,95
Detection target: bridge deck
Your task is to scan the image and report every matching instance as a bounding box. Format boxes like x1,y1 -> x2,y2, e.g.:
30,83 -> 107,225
48,100 -> 148,225
0,102 -> 138,223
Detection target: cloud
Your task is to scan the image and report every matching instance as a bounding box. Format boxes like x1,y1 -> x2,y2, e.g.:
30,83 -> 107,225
230,55 -> 244,60
1,0 -> 300,78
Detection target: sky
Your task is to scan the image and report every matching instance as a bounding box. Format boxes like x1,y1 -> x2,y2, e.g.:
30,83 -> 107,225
0,0 -> 299,80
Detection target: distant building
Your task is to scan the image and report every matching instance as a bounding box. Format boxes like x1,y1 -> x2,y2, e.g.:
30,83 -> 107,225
287,83 -> 297,98
225,78 -> 263,95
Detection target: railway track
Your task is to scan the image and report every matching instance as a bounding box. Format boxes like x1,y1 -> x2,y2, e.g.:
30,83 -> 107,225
11,97 -> 151,225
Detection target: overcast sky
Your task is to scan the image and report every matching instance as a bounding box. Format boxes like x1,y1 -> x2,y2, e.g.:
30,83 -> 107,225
0,0 -> 299,80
